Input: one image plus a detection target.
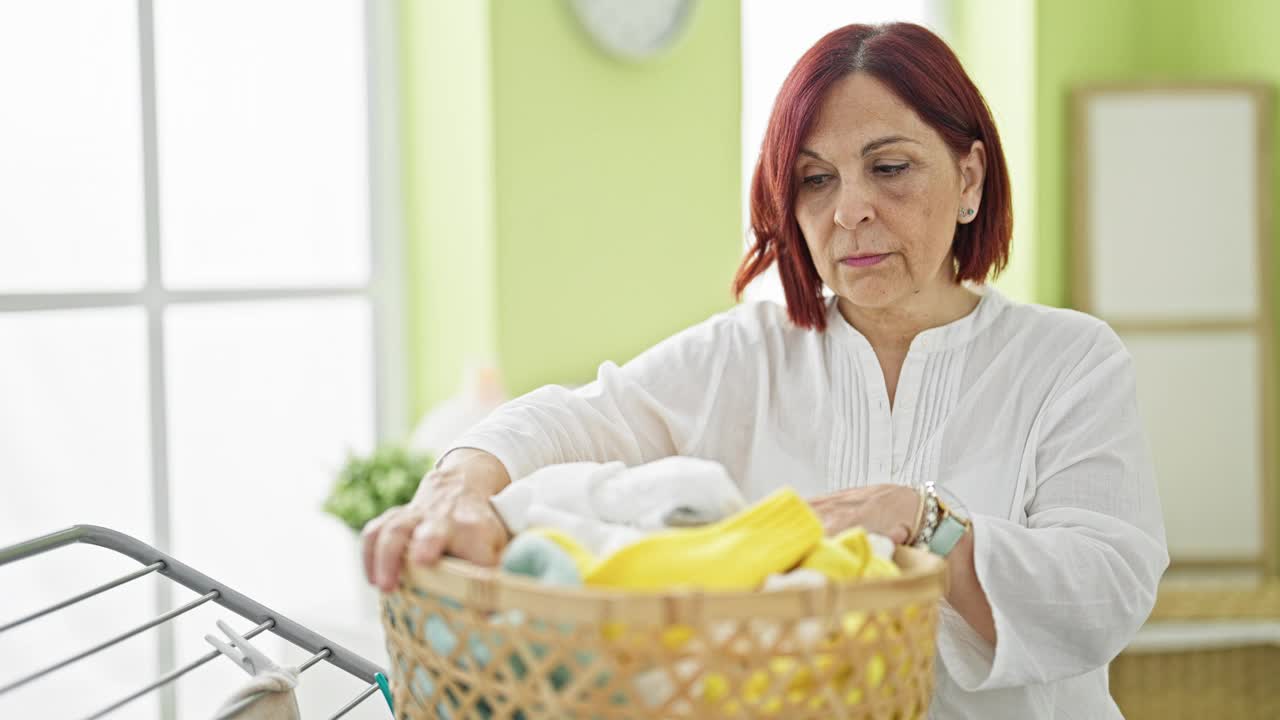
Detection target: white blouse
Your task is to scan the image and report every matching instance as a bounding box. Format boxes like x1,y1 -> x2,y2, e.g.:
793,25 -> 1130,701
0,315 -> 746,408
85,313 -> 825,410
450,286 -> 1169,719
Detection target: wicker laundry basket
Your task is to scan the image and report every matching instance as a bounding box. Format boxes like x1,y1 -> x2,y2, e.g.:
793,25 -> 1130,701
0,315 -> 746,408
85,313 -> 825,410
1109,580 -> 1280,720
380,546 -> 947,720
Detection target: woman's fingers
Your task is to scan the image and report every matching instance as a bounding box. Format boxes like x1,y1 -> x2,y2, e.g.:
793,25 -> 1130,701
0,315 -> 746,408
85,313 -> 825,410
408,515 -> 451,567
448,519 -> 505,567
372,511 -> 420,592
449,532 -> 499,567
409,496 -> 509,567
812,493 -> 863,535
361,459 -> 513,591
360,509 -> 396,586
888,522 -> 912,546
809,485 -> 920,542
444,499 -> 506,567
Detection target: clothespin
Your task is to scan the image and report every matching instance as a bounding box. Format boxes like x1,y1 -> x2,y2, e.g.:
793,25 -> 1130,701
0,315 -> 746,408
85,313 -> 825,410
375,672 -> 394,714
205,619 -> 291,677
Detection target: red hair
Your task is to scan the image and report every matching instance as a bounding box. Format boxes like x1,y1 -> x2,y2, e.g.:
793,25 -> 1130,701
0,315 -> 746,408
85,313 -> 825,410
734,23 -> 1012,331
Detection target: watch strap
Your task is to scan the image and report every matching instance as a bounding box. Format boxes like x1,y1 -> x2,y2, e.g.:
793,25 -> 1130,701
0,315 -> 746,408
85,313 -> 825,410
927,513 -> 969,557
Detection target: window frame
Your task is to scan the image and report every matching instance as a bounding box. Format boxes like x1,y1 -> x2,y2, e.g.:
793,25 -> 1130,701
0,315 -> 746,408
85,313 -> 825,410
0,2 -> 406,716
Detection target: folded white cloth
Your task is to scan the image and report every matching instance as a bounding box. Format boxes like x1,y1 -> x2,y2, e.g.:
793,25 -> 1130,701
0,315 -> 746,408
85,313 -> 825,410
866,531 -> 896,562
206,620 -> 300,720
490,457 -> 747,555
761,568 -> 828,592
523,504 -> 646,557
213,671 -> 300,720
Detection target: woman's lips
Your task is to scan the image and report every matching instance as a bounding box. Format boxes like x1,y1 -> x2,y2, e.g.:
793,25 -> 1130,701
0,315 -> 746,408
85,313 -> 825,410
840,253 -> 889,267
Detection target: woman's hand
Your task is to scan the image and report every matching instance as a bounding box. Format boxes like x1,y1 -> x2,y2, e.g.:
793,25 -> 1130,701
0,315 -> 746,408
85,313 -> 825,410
361,449 -> 512,592
808,484 -> 921,544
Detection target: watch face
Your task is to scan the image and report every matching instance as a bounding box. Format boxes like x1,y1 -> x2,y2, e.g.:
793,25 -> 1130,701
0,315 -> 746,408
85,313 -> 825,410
568,0 -> 696,61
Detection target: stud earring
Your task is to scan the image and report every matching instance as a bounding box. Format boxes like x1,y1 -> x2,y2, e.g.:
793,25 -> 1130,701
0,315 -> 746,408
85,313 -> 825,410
959,208 -> 975,219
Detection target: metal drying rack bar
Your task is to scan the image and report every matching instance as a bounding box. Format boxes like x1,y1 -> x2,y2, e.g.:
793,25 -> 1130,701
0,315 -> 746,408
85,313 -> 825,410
0,525 -> 392,719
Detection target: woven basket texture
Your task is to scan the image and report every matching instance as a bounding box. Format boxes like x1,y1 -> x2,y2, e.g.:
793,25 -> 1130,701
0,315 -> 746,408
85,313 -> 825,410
1111,579 -> 1280,720
381,546 -> 947,720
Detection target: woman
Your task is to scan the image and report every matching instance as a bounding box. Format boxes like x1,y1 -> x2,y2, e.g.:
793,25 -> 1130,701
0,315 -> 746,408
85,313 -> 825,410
364,23 -> 1167,718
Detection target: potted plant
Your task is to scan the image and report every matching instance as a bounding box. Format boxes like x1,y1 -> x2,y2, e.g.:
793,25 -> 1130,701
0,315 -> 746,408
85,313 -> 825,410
323,445 -> 433,533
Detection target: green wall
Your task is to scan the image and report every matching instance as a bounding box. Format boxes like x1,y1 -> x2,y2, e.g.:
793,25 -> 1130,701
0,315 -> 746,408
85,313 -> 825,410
1032,0 -> 1143,308
489,0 -> 743,395
401,0 -> 742,419
954,0 -> 1140,308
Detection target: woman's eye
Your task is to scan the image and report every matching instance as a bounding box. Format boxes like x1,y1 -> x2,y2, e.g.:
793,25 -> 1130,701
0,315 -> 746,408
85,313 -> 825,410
802,174 -> 832,188
875,163 -> 909,177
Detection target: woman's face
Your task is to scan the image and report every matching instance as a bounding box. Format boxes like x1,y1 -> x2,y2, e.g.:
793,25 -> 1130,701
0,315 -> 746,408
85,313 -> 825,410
792,72 -> 985,311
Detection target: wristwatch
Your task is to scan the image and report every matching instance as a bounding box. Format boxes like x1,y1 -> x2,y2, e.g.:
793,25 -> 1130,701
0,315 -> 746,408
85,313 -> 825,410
912,481 -> 972,557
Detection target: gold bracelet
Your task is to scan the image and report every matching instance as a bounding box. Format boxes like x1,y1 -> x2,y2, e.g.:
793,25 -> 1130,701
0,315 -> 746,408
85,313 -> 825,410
908,485 -> 928,545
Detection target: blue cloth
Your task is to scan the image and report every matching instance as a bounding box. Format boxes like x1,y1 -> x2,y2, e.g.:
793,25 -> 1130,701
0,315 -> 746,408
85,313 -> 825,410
499,533 -> 583,586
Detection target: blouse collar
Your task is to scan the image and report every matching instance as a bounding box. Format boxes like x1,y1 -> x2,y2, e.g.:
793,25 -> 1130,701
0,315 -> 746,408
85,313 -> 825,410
824,284 -> 1008,354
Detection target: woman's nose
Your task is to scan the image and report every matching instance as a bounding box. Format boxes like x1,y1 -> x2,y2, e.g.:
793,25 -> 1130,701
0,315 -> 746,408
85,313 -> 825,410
833,182 -> 874,230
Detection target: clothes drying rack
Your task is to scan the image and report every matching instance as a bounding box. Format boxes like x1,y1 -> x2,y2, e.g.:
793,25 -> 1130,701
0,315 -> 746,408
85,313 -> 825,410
0,525 -> 392,719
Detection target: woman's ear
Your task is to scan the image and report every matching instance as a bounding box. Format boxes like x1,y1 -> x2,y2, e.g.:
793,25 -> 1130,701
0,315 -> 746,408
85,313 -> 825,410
957,140 -> 986,224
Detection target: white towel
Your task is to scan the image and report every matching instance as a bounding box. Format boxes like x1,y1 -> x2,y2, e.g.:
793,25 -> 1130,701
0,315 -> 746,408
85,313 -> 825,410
522,504 -> 647,557
490,457 -> 747,555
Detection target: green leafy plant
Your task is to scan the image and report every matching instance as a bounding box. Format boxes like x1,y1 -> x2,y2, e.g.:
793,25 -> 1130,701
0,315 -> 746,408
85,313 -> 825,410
323,446 -> 433,532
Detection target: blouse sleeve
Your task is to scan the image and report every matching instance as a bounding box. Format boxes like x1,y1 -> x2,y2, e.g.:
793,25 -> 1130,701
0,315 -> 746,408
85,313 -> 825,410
936,325 -> 1169,690
443,311 -> 760,482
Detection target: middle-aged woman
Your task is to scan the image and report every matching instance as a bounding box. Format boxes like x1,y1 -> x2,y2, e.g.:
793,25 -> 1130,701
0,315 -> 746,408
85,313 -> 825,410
364,22 -> 1169,718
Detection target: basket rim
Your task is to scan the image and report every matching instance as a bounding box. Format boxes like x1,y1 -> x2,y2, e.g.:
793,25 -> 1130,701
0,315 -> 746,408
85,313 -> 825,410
393,545 -> 948,624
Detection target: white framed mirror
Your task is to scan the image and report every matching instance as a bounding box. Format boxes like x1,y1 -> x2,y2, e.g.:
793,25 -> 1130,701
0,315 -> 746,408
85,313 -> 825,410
1072,83 -> 1275,572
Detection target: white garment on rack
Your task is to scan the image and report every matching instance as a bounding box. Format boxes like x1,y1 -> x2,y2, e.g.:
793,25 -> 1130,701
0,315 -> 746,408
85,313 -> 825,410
206,620 -> 301,720
214,671 -> 301,720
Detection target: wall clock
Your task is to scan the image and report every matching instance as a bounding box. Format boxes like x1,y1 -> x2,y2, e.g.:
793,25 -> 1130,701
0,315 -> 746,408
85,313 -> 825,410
567,0 -> 696,61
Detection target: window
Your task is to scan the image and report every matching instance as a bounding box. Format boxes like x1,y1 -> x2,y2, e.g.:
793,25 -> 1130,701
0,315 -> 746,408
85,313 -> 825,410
740,0 -> 947,304
0,1 -> 404,717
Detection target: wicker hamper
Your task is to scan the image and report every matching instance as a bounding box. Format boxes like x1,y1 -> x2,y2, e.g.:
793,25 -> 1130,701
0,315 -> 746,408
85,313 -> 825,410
1110,580 -> 1280,720
380,546 -> 948,720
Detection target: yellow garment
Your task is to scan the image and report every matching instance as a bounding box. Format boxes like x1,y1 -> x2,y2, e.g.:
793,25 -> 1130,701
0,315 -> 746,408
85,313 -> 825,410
799,527 -> 901,582
584,488 -> 823,591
